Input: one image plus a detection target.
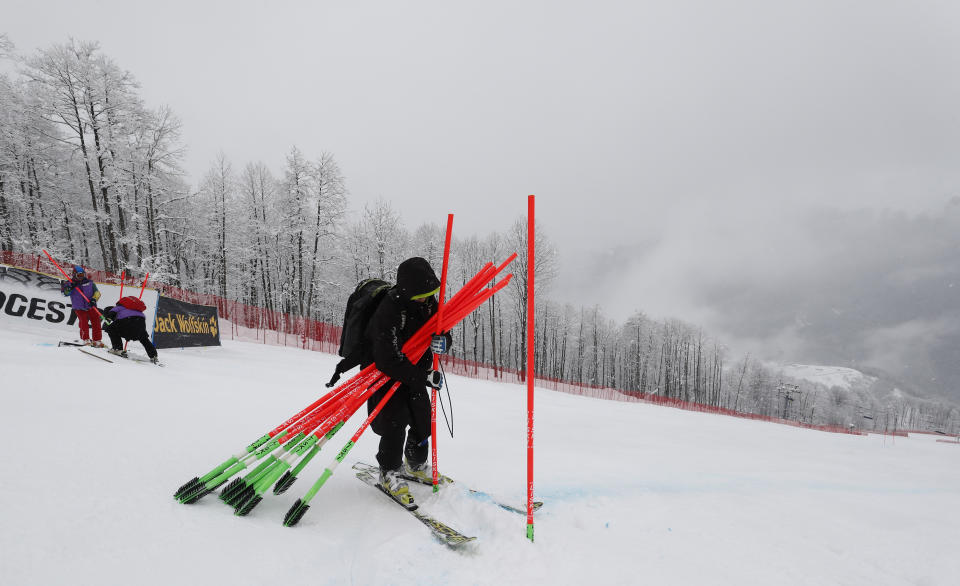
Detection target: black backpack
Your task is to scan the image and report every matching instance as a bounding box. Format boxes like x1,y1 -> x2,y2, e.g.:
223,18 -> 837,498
326,278 -> 392,387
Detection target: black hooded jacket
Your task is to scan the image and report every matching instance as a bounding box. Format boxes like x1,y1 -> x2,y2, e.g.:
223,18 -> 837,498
362,257 -> 441,389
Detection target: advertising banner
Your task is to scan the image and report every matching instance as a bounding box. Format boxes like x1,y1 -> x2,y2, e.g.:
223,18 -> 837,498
0,264 -> 159,336
152,295 -> 221,349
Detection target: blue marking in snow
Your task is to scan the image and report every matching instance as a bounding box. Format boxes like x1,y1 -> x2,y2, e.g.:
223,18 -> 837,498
35,343 -> 55,347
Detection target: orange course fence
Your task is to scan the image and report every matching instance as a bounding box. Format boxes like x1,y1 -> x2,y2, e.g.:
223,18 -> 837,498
0,250 -> 341,354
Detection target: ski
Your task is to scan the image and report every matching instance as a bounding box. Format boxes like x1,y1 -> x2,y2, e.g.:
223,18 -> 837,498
78,348 -> 113,363
353,461 -> 542,515
58,340 -> 87,347
123,354 -> 164,367
101,349 -> 164,367
354,468 -> 476,547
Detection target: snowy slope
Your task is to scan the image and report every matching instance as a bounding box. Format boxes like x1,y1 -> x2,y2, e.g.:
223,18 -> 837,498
780,363 -> 877,390
1,321 -> 958,586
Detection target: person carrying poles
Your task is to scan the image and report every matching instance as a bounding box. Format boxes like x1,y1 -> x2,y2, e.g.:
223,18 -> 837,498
60,265 -> 103,347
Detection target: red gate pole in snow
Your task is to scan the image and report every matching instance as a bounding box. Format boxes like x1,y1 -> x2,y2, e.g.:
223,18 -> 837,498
526,195 -> 536,542
118,271 -> 126,298
138,273 -> 150,299
432,214 -> 454,492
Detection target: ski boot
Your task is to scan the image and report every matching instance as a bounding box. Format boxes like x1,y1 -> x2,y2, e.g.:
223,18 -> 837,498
404,460 -> 433,484
379,468 -> 414,506
108,348 -> 128,358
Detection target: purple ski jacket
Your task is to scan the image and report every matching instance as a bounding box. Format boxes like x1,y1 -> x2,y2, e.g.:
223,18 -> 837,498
66,279 -> 99,311
111,305 -> 145,320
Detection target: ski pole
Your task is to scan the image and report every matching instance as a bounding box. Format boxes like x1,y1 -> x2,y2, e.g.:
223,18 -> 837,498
432,214 -> 454,492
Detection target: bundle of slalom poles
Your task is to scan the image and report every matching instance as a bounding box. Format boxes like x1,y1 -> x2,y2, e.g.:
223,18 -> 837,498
173,253 -> 517,525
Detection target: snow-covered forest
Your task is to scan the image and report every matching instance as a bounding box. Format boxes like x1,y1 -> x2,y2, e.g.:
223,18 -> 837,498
2,37 -> 958,434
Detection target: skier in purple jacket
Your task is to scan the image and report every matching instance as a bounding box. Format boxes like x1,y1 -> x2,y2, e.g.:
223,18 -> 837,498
60,265 -> 103,347
103,299 -> 159,363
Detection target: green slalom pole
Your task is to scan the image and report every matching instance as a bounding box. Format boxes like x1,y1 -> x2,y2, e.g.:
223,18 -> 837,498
213,409 -> 333,507
284,381 -> 402,527
221,432 -> 309,507
227,381 -> 374,515
232,416 -> 353,516
181,429 -> 295,503
274,421 -> 346,495
175,369 -> 381,503
178,372 -> 377,505
177,430 -> 289,504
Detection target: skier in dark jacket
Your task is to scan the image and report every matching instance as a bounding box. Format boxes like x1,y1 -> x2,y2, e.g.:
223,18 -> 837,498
363,257 -> 449,503
60,265 -> 103,347
103,299 -> 159,364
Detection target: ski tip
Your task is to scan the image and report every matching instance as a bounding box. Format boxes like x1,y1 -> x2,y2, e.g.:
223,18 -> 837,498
174,477 -> 201,500
283,499 -> 309,527
443,535 -> 478,548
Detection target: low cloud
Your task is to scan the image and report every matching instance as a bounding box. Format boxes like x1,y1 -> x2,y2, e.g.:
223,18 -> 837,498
559,199 -> 960,401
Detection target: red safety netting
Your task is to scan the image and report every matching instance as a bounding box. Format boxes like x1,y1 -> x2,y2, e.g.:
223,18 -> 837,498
437,353 -> 863,436
2,249 -> 861,435
1,250 -> 341,353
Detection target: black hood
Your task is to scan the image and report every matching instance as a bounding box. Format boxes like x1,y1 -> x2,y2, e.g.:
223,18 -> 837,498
395,257 -> 440,299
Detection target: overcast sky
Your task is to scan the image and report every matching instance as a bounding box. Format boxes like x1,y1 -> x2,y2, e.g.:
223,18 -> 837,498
6,0 -> 960,397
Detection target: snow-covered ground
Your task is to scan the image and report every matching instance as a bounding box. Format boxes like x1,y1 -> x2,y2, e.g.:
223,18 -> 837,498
1,320 -> 958,586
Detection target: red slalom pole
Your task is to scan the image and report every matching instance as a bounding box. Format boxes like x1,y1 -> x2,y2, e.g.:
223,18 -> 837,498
118,271 -> 126,298
138,273 -> 150,298
431,214 -> 454,492
526,195 -> 536,542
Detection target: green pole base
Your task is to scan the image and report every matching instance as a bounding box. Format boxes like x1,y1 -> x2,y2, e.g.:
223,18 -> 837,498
174,477 -> 201,500
273,471 -> 297,495
527,523 -> 534,542
284,499 -> 310,527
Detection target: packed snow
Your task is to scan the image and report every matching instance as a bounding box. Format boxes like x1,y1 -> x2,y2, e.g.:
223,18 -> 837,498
1,319 -> 958,585
780,363 -> 877,391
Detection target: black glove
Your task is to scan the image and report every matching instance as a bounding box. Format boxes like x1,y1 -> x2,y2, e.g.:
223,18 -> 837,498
426,369 -> 443,390
431,332 -> 452,355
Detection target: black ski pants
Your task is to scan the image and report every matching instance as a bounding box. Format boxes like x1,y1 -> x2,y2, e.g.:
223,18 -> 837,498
105,316 -> 158,359
367,383 -> 431,472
